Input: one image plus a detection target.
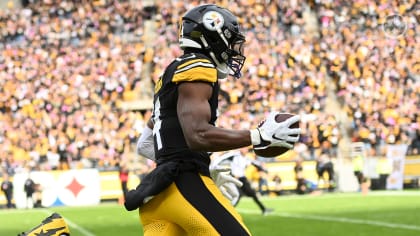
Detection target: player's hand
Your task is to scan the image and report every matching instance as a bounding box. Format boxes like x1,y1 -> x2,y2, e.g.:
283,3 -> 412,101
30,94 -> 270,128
210,165 -> 242,202
219,182 -> 240,205
136,126 -> 155,161
250,111 -> 301,150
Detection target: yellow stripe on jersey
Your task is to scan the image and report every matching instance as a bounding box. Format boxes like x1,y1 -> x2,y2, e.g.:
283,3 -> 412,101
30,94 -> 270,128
177,59 -> 212,70
173,59 -> 217,83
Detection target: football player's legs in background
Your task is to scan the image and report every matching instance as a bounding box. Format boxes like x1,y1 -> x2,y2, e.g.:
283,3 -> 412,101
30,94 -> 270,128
140,172 -> 251,236
235,176 -> 271,215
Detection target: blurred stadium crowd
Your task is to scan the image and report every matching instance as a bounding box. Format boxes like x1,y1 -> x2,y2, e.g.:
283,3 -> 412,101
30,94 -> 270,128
0,0 -> 418,175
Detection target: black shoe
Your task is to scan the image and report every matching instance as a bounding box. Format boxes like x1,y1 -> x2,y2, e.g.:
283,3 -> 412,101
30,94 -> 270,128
263,208 -> 274,216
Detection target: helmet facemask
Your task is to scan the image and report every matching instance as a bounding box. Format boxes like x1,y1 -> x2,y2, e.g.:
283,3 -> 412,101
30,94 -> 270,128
226,35 -> 246,78
198,21 -> 246,79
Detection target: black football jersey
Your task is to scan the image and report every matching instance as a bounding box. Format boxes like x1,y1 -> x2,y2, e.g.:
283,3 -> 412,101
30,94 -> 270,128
152,53 -> 219,164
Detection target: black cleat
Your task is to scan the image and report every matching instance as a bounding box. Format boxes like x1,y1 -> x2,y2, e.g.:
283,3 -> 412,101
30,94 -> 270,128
263,208 -> 274,216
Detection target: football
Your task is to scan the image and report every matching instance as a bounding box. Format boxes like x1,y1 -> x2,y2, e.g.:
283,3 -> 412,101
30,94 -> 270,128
253,113 -> 300,158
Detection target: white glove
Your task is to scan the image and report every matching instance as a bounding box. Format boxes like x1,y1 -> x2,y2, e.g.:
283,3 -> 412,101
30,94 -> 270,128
250,112 -> 301,150
219,182 -> 240,205
210,164 -> 242,204
136,126 -> 155,161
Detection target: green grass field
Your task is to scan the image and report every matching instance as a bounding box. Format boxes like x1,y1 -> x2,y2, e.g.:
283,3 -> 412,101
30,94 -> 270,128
1,191 -> 419,236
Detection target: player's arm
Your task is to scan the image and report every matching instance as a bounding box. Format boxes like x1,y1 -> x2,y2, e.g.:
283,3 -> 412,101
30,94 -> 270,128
136,118 -> 155,160
146,118 -> 154,129
177,82 -> 251,152
177,82 -> 301,152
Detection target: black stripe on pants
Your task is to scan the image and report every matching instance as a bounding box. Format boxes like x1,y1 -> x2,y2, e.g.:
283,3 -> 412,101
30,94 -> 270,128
175,172 -> 250,236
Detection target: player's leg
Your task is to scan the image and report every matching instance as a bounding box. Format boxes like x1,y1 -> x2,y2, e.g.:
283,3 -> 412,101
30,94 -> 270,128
140,217 -> 186,236
19,213 -> 70,236
6,192 -> 13,208
325,162 -> 336,190
140,172 -> 251,236
140,190 -> 186,236
238,177 -> 271,214
176,172 -> 251,235
233,177 -> 246,207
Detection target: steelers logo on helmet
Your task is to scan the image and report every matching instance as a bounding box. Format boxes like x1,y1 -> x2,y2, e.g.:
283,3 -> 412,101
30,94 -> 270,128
203,11 -> 224,31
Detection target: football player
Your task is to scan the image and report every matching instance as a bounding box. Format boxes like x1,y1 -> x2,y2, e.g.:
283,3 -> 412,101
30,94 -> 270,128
124,4 -> 301,236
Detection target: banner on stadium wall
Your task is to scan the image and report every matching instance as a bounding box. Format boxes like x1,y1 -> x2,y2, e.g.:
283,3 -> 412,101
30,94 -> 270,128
13,169 -> 100,209
386,144 -> 408,190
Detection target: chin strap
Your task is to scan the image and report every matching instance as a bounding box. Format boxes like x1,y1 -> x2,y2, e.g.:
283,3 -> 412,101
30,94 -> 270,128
215,60 -> 228,79
199,35 -> 229,79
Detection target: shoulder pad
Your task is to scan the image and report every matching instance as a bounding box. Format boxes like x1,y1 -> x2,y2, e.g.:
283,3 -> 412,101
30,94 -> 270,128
173,53 -> 217,83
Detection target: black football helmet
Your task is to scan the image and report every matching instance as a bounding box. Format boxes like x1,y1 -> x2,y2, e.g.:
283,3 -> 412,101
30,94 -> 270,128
179,4 -> 246,78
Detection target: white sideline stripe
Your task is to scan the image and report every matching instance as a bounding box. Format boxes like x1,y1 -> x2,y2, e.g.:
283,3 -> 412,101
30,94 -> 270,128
261,191 -> 420,201
42,210 -> 95,236
238,209 -> 420,231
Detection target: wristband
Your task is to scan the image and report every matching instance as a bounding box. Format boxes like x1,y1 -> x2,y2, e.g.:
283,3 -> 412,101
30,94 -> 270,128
250,129 -> 261,146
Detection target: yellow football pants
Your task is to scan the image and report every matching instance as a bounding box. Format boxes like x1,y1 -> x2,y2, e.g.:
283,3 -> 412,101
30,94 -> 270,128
139,172 -> 251,236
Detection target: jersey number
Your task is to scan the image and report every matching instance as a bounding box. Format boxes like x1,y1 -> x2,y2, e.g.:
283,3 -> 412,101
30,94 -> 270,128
153,97 -> 163,150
